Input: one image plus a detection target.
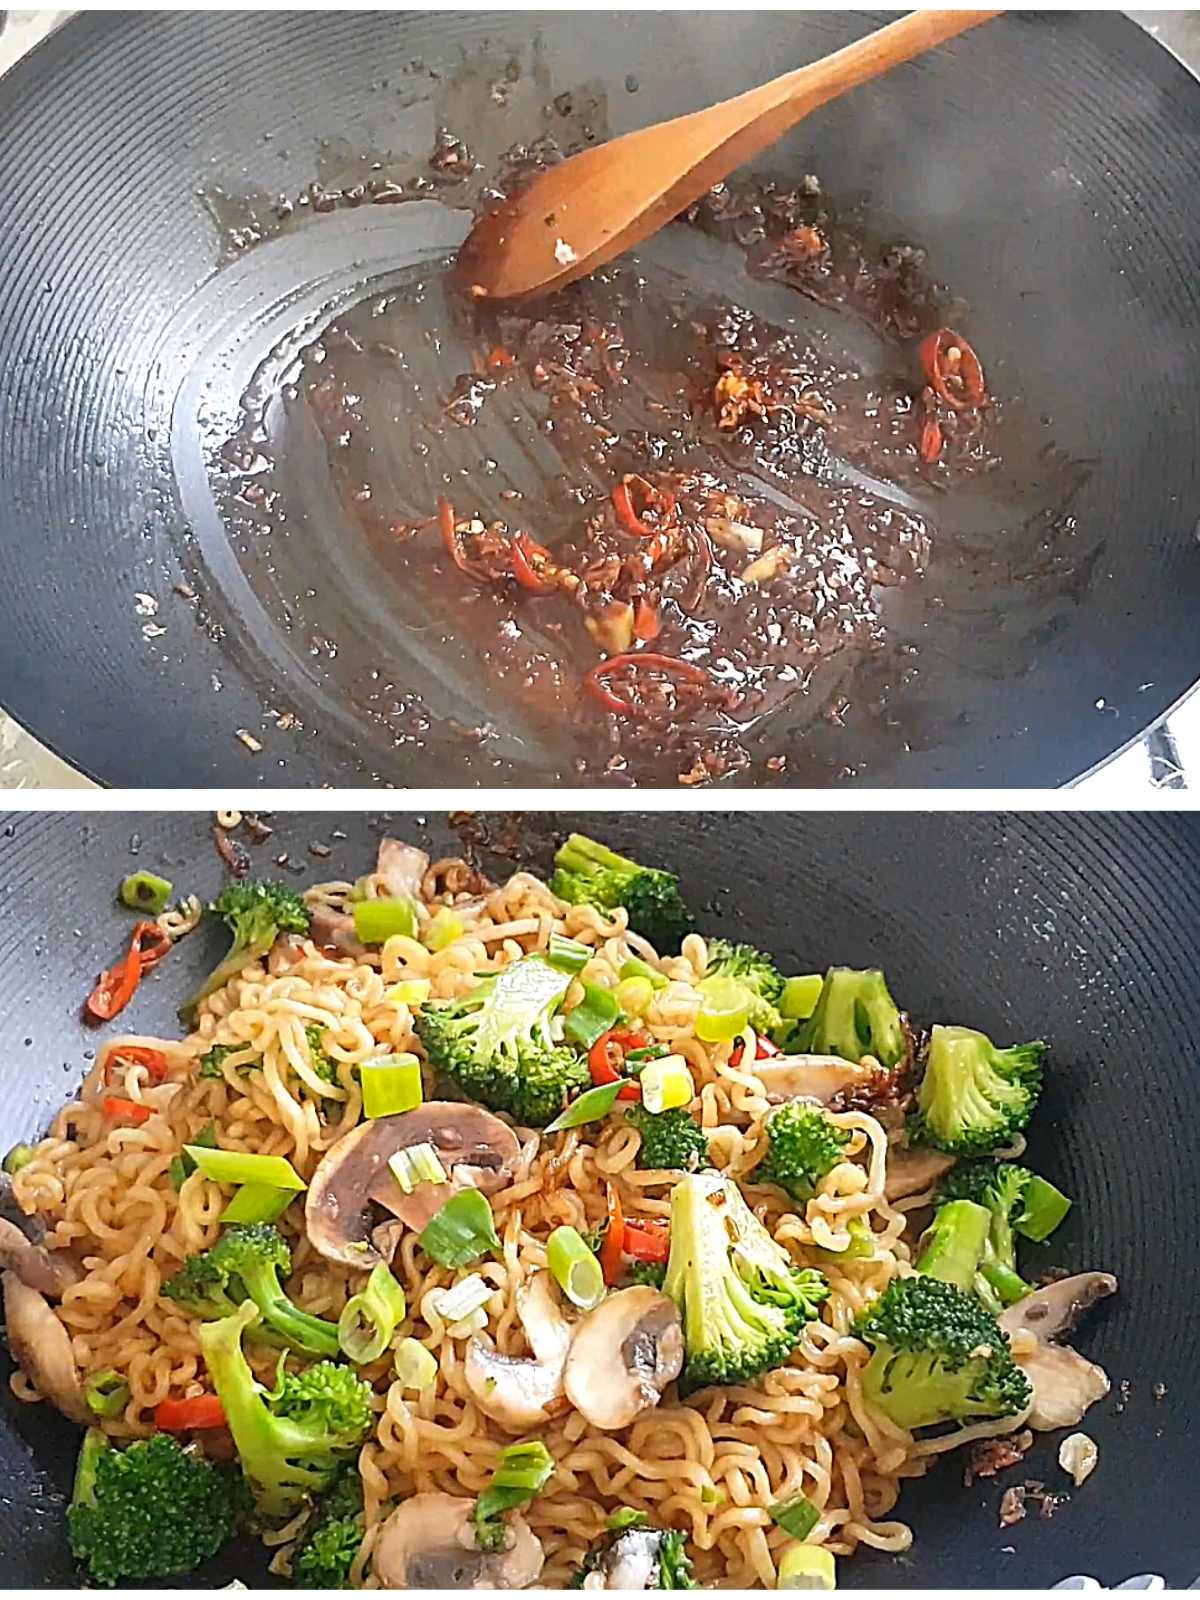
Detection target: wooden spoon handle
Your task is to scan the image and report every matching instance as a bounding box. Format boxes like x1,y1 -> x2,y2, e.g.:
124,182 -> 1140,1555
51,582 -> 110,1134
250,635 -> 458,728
773,9 -> 1002,112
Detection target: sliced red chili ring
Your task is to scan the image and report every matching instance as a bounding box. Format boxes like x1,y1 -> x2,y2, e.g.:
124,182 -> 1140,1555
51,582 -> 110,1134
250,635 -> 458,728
729,1035 -> 780,1069
611,475 -> 678,538
101,1096 -> 152,1125
919,416 -> 944,464
588,1029 -> 646,1101
918,328 -> 986,411
624,1220 -> 671,1263
633,596 -> 661,642
583,652 -> 712,720
600,1185 -> 625,1285
105,1045 -> 169,1085
155,1394 -> 227,1431
86,923 -> 172,1021
510,531 -> 556,594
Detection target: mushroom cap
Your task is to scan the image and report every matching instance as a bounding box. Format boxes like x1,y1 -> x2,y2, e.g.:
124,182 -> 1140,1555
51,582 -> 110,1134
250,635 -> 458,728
309,904 -> 369,959
755,1055 -> 875,1105
883,1145 -> 956,1202
0,1217 -> 84,1300
375,838 -> 430,900
465,1271 -> 575,1431
372,1492 -> 544,1588
999,1273 -> 1118,1343
1020,1342 -> 1110,1430
564,1286 -> 684,1431
305,1102 -> 521,1268
2,1270 -> 88,1423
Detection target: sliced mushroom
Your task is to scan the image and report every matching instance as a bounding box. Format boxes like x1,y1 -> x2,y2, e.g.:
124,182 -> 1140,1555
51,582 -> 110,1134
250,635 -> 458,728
309,903 -> 369,959
999,1273 -> 1118,1343
372,1492 -> 544,1588
883,1144 -> 956,1202
2,1270 -> 89,1423
376,838 -> 430,900
1000,1273 -> 1118,1431
564,1286 -> 683,1431
754,1054 -> 875,1105
305,1103 -> 520,1268
0,1217 -> 84,1299
581,1528 -> 669,1589
465,1271 -> 575,1431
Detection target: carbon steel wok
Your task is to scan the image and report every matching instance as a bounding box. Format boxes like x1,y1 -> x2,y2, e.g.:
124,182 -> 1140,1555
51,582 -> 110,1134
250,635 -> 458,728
0,808 -> 1196,1585
0,13 -> 1199,787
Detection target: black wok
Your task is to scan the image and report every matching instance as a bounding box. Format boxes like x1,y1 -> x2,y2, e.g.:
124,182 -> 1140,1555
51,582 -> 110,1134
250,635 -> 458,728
1,13 -> 1200,788
0,808 -> 1197,1585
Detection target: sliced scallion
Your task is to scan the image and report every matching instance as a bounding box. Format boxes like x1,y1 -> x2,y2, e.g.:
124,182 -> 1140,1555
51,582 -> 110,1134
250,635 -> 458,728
393,1336 -> 437,1393
607,1507 -> 649,1531
475,1439 -> 555,1526
84,1369 -> 130,1419
426,908 -> 465,952
614,975 -> 654,1017
169,1120 -> 218,1191
780,975 -> 824,1021
388,1141 -> 447,1195
619,956 -> 667,990
219,1182 -> 294,1225
429,1273 -> 491,1326
338,1262 -> 407,1364
353,895 -> 419,946
544,1080 -> 622,1133
419,1189 -> 500,1268
770,1495 -> 820,1541
695,975 -> 752,1043
385,978 -> 432,1007
562,982 -> 621,1049
777,1545 -> 835,1590
547,1224 -> 605,1310
119,869 -> 174,915
184,1144 -> 306,1192
360,1053 -> 423,1120
547,932 -> 590,974
2,1142 -> 35,1176
1016,1174 -> 1072,1242
639,1055 -> 694,1113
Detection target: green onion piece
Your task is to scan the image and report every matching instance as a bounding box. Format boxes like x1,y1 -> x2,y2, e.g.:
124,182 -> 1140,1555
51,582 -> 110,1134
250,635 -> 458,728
639,1055 -> 694,1114
476,1440 -> 555,1526
419,1189 -> 500,1268
547,932 -> 591,974
429,1273 -> 491,1325
978,1258 -> 1031,1307
614,976 -> 654,1017
219,1182 -> 294,1224
546,1225 -> 606,1310
184,1144 -> 306,1192
699,1485 -> 725,1507
361,1053 -> 423,1120
780,975 -> 824,1021
1016,1174 -> 1072,1242
84,1369 -> 130,1418
119,869 -> 174,915
2,1142 -> 34,1176
385,978 -> 432,1007
812,1216 -> 874,1263
388,1141 -> 447,1195
607,1507 -> 649,1531
777,1546 -> 835,1590
544,1080 -> 622,1133
426,908 -> 465,952
393,1337 -> 437,1392
169,1121 -> 218,1191
338,1262 -> 407,1364
619,956 -> 667,990
353,895 -> 419,946
770,1496 -> 821,1541
695,974 -> 752,1043
562,981 -> 621,1049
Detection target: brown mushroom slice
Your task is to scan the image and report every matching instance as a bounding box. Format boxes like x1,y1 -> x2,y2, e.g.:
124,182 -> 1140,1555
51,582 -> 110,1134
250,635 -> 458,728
564,1286 -> 684,1431
309,903 -> 369,959
373,1492 -> 544,1588
2,1271 -> 89,1423
999,1272 -> 1118,1343
465,1272 -> 574,1431
0,1217 -> 84,1299
754,1054 -> 875,1105
516,1270 -> 574,1364
306,1102 -> 520,1268
375,838 -> 430,900
1000,1273 -> 1118,1432
883,1145 -> 956,1202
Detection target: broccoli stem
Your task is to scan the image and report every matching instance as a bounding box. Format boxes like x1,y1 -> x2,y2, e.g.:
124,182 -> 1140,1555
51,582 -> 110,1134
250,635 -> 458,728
71,1428 -> 110,1511
916,1199 -> 991,1292
180,933 -> 275,1022
554,834 -> 633,877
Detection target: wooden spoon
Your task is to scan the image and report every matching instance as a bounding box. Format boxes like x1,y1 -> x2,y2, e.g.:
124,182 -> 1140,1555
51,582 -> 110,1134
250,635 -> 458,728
457,10 -> 1001,302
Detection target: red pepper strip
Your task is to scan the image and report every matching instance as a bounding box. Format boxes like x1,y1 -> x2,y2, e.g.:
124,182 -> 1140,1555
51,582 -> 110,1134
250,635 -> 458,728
105,1046 -> 169,1085
132,921 -> 172,972
611,476 -> 678,538
438,496 -> 469,573
600,1185 -> 625,1285
588,1030 -> 645,1102
624,1219 -> 671,1263
633,597 -> 661,642
919,417 -> 943,464
155,1394 -> 228,1432
87,949 -> 142,1022
102,1096 -> 152,1125
510,531 -> 555,595
729,1035 -> 780,1069
486,346 -> 516,371
918,328 -> 986,411
583,652 -> 712,719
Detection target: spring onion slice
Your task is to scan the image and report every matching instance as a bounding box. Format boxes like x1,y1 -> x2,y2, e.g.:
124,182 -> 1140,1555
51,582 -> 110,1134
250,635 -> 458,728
385,978 -> 432,1007
119,869 -> 174,915
695,975 -> 752,1043
780,975 -> 824,1021
545,1079 -> 622,1133
84,1369 -> 130,1418
220,1182 -> 294,1225
777,1546 -> 835,1589
169,1119 -> 217,1191
639,1055 -> 694,1114
353,895 -> 419,945
619,956 -> 668,990
426,908 -> 465,952
1017,1174 -> 1072,1242
361,1053 -> 423,1120
607,1507 -> 649,1531
546,932 -> 590,974
419,1189 -> 500,1268
338,1262 -> 407,1364
388,1141 -> 447,1195
184,1144 -> 306,1191
562,982 -> 621,1049
770,1496 -> 821,1541
1,1143 -> 33,1176
476,1440 -> 555,1525
547,1225 -> 606,1310
614,976 -> 654,1017
393,1337 -> 437,1392
429,1273 -> 491,1325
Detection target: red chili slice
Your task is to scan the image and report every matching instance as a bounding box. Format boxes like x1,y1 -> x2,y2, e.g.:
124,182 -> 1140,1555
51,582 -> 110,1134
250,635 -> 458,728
919,417 -> 944,464
438,496 -> 470,573
624,1219 -> 671,1263
611,475 -> 678,538
486,346 -> 516,371
155,1394 -> 228,1431
588,1029 -> 645,1102
105,1046 -> 169,1085
510,531 -> 556,594
86,923 -> 172,1022
600,1185 -> 626,1285
729,1035 -> 780,1069
583,652 -> 712,719
101,1096 -> 152,1125
633,597 -> 661,642
918,328 -> 986,411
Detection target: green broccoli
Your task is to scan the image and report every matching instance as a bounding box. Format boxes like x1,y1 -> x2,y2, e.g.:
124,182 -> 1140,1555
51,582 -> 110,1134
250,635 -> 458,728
291,1464 -> 364,1588
756,1102 -> 851,1203
198,1302 -> 372,1522
198,1043 -> 259,1079
791,967 -> 907,1068
911,1025 -> 1044,1156
67,1428 -> 248,1586
625,1104 -> 710,1171
305,1024 -> 340,1084
415,954 -> 589,1127
663,1172 -> 829,1395
181,882 -> 312,1022
628,1260 -> 668,1290
934,1160 -> 1071,1313
914,1198 -> 992,1294
163,1224 -> 341,1358
550,833 -> 692,952
703,939 -> 784,1034
570,1523 -> 697,1588
853,1273 -> 1032,1432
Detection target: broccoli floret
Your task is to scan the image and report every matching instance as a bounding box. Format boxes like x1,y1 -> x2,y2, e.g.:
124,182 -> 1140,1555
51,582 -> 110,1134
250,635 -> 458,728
914,1198 -> 992,1294
935,1161 -> 1071,1312
625,1104 -> 710,1171
198,1303 -> 372,1522
702,939 -> 784,1034
291,1464 -> 364,1589
164,1224 -> 340,1358
181,882 -> 311,1022
67,1428 -> 248,1586
570,1525 -> 698,1589
305,1024 -> 339,1084
853,1274 -> 1031,1432
911,1025 -> 1043,1156
791,967 -> 907,1068
198,1043 -> 255,1080
756,1102 -> 851,1203
415,955 -> 589,1127
550,834 -> 691,952
628,1260 -> 668,1290
663,1172 -> 829,1395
